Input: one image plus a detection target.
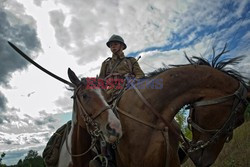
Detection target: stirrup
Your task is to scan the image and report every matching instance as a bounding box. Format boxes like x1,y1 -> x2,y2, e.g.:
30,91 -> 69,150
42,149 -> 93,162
89,159 -> 102,167
91,155 -> 108,167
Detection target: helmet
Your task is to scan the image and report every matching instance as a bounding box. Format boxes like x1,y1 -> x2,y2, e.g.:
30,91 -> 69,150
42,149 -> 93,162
106,34 -> 127,50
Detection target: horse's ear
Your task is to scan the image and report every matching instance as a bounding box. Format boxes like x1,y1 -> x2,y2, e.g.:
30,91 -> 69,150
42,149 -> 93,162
68,68 -> 81,86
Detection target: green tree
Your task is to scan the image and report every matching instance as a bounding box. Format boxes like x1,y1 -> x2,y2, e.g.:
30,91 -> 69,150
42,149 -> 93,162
21,150 -> 45,167
17,159 -> 23,167
24,150 -> 38,160
0,152 -> 6,167
175,107 -> 192,140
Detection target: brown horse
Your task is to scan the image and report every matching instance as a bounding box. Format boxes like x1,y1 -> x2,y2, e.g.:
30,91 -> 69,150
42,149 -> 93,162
58,51 -> 248,167
113,52 -> 249,167
57,68 -> 122,167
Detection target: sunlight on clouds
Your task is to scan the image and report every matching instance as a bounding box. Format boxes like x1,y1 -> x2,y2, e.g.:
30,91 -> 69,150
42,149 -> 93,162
0,131 -> 49,152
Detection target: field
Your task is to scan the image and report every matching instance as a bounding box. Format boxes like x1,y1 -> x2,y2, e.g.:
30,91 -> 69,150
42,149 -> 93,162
182,120 -> 250,167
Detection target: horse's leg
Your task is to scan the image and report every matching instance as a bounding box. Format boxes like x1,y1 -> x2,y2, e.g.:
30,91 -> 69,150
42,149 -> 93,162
143,130 -> 167,167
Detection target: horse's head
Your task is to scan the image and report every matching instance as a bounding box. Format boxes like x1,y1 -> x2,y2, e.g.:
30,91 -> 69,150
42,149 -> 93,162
68,68 -> 122,143
187,80 -> 249,167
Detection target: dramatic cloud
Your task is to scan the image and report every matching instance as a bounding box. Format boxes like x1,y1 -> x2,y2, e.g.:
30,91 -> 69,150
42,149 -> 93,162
48,0 -> 250,79
0,1 -> 42,126
0,1 -> 41,87
48,0 -> 182,65
1,0 -> 249,165
136,0 -> 250,79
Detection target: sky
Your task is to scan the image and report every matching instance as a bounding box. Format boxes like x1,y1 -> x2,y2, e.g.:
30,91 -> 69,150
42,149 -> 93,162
0,0 -> 249,165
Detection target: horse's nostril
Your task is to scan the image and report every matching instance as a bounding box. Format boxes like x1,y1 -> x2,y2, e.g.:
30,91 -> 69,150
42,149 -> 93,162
106,123 -> 119,137
106,123 -> 112,131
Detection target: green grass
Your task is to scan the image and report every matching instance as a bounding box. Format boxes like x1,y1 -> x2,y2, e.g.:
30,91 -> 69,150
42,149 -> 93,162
182,121 -> 250,167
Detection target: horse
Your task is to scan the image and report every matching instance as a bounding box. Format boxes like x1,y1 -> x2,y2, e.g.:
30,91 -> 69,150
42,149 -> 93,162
57,68 -> 122,167
58,50 -> 249,167
112,50 -> 249,167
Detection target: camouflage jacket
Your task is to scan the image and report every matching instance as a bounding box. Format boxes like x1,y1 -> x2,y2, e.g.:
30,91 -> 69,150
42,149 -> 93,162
99,53 -> 144,79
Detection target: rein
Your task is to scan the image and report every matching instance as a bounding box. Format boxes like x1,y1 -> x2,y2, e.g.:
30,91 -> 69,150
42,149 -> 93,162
115,77 -> 175,167
116,77 -> 177,133
65,85 -> 111,157
185,82 -> 249,153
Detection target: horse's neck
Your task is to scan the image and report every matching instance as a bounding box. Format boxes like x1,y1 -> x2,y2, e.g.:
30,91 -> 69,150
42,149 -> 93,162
139,66 -> 238,122
116,66 -> 238,166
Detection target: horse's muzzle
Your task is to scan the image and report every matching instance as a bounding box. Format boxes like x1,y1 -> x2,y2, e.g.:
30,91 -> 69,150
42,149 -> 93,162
106,123 -> 122,143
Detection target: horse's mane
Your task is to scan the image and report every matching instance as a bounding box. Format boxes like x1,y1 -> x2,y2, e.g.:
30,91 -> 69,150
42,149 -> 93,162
146,45 -> 247,85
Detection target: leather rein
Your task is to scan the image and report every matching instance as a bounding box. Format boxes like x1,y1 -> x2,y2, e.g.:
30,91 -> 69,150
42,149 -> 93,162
66,84 -> 111,157
116,77 -> 180,136
185,82 -> 249,153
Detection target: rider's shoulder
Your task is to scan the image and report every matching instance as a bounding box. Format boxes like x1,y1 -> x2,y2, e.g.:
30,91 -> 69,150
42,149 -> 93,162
125,57 -> 136,61
102,57 -> 111,64
125,57 -> 136,62
126,57 -> 135,59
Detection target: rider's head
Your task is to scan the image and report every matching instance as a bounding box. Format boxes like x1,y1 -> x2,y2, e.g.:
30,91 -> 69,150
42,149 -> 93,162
106,34 -> 126,54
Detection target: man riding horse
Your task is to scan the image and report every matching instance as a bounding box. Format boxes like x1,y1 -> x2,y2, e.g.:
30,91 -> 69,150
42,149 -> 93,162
42,35 -> 145,167
99,34 -> 145,103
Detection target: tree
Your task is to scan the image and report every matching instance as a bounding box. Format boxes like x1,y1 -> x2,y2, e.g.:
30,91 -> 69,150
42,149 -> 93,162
21,150 -> 45,167
17,159 -> 23,167
175,107 -> 192,140
0,152 -> 6,167
24,150 -> 38,160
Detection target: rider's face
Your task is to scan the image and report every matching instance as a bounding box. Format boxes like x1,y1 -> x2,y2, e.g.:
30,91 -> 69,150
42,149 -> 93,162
109,42 -> 123,54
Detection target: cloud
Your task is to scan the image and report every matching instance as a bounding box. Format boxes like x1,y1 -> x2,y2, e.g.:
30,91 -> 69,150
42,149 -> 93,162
0,108 -> 59,135
33,0 -> 47,7
49,10 -> 71,50
47,0 -> 249,75
0,1 -> 42,121
0,1 -> 42,87
54,90 -> 73,112
1,0 -> 250,165
48,0 -> 181,65
0,91 -> 8,113
34,116 -> 57,126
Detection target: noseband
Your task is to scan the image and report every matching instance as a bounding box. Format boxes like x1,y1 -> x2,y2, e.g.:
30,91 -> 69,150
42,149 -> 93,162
185,82 -> 249,153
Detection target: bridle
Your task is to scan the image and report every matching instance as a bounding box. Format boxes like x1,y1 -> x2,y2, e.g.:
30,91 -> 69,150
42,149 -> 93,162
66,84 -> 111,157
185,82 -> 249,154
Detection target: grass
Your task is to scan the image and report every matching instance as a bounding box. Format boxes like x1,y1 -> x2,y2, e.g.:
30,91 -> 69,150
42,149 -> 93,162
182,120 -> 250,167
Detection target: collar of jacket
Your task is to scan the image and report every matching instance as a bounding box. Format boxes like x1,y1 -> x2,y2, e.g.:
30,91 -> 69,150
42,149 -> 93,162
112,52 -> 125,61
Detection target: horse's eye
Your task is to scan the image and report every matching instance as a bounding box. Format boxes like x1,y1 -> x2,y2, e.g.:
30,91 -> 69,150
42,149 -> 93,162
82,93 -> 88,99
